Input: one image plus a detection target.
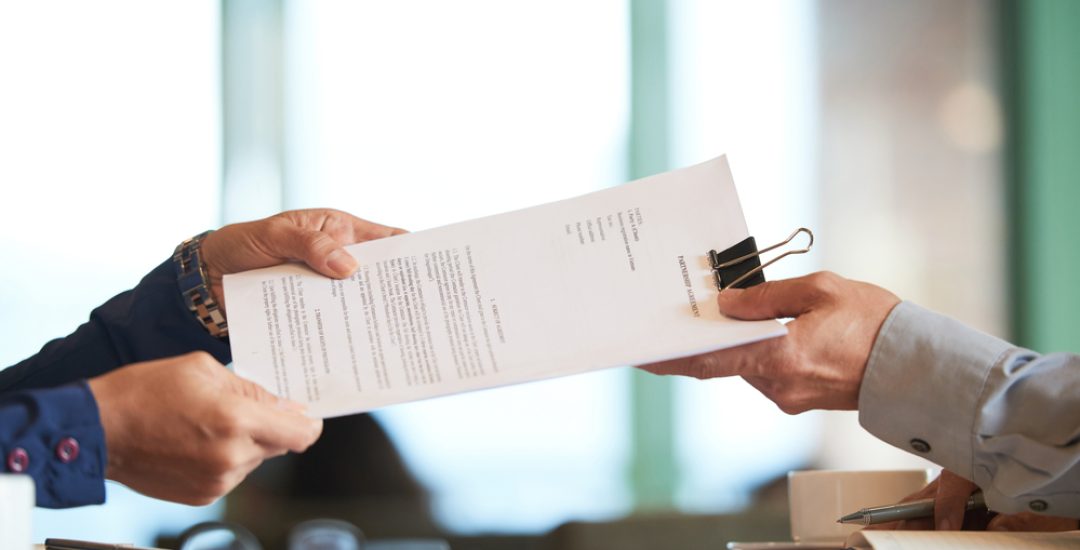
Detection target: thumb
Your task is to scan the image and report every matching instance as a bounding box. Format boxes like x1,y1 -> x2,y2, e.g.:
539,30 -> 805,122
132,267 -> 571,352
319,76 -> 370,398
717,273 -> 831,320
279,227 -> 359,279
266,209 -> 406,278
241,398 -> 324,454
224,369 -> 308,413
223,372 -> 322,452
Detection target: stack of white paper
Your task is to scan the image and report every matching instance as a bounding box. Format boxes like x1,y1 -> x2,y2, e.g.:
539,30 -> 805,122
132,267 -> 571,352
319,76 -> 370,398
224,155 -> 785,418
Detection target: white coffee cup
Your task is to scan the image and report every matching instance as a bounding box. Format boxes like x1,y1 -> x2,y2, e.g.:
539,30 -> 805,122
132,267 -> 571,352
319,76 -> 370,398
788,469 -> 930,543
0,474 -> 34,550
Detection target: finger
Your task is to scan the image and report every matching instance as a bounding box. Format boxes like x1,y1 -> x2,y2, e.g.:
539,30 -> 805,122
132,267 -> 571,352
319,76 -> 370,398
897,481 -> 939,503
987,514 -> 1023,532
240,400 -> 324,453
641,336 -> 783,379
863,479 -> 939,531
240,455 -> 269,478
934,471 -> 979,531
897,518 -> 934,531
224,371 -> 307,413
717,273 -> 838,321
287,208 -> 407,245
988,512 -> 1080,532
298,212 -> 406,276
262,219 -> 360,278
865,519 -> 900,531
191,462 -> 259,503
216,368 -> 320,451
254,443 -> 291,461
339,213 -> 407,242
298,227 -> 360,278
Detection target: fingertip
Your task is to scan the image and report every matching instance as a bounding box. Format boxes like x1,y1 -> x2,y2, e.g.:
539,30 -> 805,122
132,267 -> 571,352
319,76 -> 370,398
717,287 -> 745,299
282,404 -> 322,438
276,398 -> 308,413
232,376 -> 279,404
716,287 -> 745,308
326,248 -> 359,277
275,415 -> 322,453
300,417 -> 323,449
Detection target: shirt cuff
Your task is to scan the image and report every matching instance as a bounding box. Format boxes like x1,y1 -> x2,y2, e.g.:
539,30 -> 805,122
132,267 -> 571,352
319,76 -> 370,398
857,301 -> 1013,480
1,381 -> 107,508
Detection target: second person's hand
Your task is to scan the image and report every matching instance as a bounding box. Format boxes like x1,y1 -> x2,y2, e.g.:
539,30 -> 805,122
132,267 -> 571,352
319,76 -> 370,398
641,272 -> 899,413
88,351 -> 323,505
868,469 -> 1079,532
866,470 -> 985,531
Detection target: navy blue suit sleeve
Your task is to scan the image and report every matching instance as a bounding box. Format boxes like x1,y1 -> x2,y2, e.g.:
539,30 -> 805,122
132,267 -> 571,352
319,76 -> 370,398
0,257 -> 231,392
0,256 -> 232,508
0,381 -> 107,507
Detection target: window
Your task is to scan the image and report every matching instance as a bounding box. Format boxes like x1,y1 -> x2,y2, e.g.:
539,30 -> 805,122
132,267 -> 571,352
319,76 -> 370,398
667,0 -> 823,511
279,0 -> 631,533
2,0 -> 1005,543
0,1 -> 222,543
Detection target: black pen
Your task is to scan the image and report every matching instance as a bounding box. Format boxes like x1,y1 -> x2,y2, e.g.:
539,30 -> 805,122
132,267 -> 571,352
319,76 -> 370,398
45,538 -> 164,550
836,491 -> 986,525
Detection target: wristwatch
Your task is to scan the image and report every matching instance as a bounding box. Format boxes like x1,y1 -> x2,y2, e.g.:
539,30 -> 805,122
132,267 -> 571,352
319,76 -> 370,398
173,230 -> 229,338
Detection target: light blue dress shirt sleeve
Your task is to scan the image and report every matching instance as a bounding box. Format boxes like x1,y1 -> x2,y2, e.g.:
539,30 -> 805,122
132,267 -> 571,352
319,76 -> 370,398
859,301 -> 1080,517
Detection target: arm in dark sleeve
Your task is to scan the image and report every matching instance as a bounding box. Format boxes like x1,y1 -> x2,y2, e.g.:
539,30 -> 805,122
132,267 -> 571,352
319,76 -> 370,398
0,257 -> 231,392
0,381 -> 106,508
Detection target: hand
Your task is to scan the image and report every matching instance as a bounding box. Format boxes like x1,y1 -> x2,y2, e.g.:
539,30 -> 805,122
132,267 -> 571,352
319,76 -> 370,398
641,272 -> 900,412
870,470 -> 1079,532
201,208 -> 406,311
88,351 -> 323,505
868,470 -> 985,531
986,512 -> 1079,532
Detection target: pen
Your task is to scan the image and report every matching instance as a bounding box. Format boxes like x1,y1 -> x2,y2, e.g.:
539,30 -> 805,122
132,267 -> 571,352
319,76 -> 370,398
836,491 -> 986,526
45,538 -> 163,550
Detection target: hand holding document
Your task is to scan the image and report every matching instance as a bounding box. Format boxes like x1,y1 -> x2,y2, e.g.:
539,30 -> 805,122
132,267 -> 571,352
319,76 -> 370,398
224,155 -> 786,417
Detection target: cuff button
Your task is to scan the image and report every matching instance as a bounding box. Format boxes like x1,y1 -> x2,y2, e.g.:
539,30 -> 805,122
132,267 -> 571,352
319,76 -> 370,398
1029,499 -> 1049,512
56,437 -> 80,463
7,447 -> 29,473
909,438 -> 931,453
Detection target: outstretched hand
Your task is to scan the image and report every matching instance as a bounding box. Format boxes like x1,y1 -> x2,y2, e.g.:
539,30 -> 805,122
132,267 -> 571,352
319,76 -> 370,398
641,272 -> 900,413
88,352 -> 323,505
200,208 -> 406,311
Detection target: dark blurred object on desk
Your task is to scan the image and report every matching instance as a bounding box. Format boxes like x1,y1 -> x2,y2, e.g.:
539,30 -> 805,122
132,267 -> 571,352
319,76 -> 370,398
226,413 -> 439,546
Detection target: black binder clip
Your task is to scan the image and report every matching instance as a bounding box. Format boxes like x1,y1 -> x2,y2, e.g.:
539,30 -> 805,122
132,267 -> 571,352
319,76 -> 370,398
708,227 -> 814,291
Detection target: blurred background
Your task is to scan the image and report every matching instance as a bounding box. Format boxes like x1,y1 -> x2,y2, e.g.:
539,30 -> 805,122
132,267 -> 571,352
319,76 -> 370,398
1,0 -> 1077,548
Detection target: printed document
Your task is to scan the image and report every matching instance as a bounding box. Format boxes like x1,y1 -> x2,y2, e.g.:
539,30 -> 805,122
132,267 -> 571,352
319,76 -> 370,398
224,155 -> 786,417
848,530 -> 1080,549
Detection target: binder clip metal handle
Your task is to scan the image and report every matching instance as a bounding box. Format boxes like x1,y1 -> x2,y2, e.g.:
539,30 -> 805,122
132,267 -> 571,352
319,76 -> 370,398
708,227 -> 814,291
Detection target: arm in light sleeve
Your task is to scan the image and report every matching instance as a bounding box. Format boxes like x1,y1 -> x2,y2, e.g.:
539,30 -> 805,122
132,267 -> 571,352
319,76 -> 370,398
0,381 -> 107,508
858,301 -> 1080,517
0,258 -> 231,393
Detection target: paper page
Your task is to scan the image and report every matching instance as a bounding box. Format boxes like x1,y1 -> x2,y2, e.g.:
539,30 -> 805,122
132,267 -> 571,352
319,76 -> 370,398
849,530 -> 1080,550
224,155 -> 786,417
